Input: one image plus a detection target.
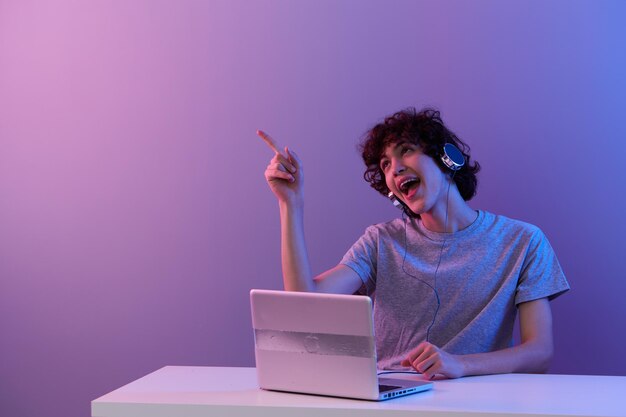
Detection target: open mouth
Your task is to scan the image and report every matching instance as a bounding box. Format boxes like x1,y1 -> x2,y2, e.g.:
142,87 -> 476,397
399,178 -> 420,196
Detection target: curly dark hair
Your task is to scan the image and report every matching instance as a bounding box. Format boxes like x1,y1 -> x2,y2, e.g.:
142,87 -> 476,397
359,107 -> 480,201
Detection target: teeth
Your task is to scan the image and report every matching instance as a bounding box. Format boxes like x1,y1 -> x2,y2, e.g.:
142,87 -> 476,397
399,178 -> 418,193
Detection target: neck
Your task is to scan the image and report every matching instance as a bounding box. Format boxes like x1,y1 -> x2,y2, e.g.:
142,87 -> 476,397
419,188 -> 477,234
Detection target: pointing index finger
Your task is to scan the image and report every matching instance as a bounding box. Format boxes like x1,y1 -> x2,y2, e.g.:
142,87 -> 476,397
256,130 -> 281,155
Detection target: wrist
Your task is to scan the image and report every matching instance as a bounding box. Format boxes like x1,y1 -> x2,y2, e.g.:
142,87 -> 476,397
457,354 -> 470,378
279,197 -> 304,212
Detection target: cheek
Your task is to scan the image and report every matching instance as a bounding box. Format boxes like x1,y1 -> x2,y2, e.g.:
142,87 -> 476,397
384,176 -> 395,193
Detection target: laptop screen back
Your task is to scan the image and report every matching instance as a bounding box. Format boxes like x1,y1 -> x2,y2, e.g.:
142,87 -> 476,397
250,289 -> 380,399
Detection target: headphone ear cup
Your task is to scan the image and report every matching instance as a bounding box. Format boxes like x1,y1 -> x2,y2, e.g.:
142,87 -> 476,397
441,143 -> 465,171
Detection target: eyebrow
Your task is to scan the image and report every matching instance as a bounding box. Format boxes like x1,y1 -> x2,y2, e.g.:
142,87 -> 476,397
380,140 -> 411,161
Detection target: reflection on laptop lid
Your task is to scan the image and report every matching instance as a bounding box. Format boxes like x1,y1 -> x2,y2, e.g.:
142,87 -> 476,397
250,289 -> 433,401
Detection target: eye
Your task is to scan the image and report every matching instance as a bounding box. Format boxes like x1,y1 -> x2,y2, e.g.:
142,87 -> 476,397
400,144 -> 413,155
380,160 -> 390,171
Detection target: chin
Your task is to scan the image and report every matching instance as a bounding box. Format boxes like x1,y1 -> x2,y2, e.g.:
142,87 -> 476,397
405,200 -> 425,214
405,206 -> 424,218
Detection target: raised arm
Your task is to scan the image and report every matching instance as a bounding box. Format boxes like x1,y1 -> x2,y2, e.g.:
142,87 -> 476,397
259,130 -> 361,294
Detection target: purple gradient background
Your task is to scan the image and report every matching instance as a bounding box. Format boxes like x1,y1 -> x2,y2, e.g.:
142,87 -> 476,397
1,1 -> 625,416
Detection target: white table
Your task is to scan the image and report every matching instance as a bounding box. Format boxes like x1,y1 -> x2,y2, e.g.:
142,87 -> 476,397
92,366 -> 626,417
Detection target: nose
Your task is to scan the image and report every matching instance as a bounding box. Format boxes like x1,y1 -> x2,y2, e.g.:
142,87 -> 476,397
391,158 -> 406,176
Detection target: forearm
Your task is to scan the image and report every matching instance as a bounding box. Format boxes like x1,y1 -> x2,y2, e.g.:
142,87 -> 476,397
279,201 -> 316,292
460,339 -> 553,377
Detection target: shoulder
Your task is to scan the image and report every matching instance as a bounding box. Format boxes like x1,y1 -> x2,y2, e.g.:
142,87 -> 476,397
478,211 -> 553,254
364,218 -> 406,237
352,218 -> 407,247
481,211 -> 544,240
343,218 -> 406,262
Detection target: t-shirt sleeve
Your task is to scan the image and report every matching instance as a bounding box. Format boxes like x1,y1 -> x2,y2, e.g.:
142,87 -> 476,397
515,228 -> 570,305
340,226 -> 379,295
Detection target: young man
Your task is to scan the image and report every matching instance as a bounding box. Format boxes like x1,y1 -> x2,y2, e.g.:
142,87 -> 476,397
260,108 -> 569,380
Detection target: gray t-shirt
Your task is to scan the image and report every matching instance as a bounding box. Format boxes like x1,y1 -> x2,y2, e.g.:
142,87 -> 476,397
340,210 -> 569,370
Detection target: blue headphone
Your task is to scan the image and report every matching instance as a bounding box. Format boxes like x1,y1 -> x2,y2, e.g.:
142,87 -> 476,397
440,143 -> 465,172
387,143 -> 465,213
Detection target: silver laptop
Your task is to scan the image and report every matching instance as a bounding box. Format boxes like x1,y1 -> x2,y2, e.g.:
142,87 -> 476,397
250,289 -> 433,401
